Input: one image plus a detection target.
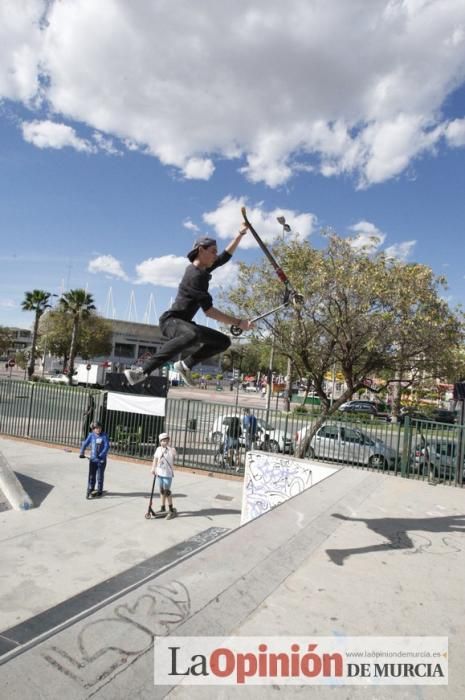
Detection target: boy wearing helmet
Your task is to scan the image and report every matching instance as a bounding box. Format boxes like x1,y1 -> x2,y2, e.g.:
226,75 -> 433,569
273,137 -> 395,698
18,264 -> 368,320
151,432 -> 177,519
79,421 -> 110,499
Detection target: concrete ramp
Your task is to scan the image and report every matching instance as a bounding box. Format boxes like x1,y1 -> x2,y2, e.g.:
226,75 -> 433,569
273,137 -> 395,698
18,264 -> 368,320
0,450 -> 33,511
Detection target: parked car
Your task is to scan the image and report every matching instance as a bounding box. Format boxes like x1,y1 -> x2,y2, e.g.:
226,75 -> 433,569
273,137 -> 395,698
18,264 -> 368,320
410,438 -> 465,479
429,409 -> 457,424
338,400 -> 378,416
294,423 -> 397,469
397,409 -> 430,426
46,373 -> 78,385
208,415 -> 293,453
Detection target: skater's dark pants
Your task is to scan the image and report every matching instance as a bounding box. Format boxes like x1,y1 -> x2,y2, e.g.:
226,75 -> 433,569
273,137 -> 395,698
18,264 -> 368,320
142,317 -> 231,374
88,459 -> 106,492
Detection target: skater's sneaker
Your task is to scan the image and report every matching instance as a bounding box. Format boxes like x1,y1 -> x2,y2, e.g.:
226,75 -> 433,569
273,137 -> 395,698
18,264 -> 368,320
165,508 -> 177,520
154,507 -> 167,518
86,490 -> 92,499
124,367 -> 145,386
94,490 -> 103,498
173,361 -> 193,387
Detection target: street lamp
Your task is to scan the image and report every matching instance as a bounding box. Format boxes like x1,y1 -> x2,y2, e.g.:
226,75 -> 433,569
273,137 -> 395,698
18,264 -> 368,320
276,215 -> 291,234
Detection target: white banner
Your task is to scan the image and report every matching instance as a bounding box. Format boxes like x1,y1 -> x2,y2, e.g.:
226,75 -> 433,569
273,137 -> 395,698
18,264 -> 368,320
106,392 -> 165,416
154,636 -> 448,686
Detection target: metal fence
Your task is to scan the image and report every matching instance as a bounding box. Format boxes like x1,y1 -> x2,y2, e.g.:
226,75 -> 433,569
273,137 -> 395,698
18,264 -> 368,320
0,379 -> 463,487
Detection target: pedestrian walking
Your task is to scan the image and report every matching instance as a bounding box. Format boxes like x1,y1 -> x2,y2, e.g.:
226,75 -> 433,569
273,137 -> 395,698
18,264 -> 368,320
242,408 -> 258,450
223,416 -> 242,468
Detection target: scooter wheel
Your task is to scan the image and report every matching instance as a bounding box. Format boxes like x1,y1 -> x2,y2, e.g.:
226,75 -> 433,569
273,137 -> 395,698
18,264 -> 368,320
230,325 -> 243,336
292,293 -> 304,307
145,513 -> 152,519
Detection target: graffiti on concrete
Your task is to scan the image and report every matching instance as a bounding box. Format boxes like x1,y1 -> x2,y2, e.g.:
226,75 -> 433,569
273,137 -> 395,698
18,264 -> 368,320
42,580 -> 190,689
241,452 -> 313,524
241,451 -> 337,525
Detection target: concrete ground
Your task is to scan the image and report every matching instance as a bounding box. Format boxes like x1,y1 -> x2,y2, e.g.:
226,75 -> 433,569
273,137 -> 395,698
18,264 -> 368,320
0,437 -> 243,632
1,436 -> 464,699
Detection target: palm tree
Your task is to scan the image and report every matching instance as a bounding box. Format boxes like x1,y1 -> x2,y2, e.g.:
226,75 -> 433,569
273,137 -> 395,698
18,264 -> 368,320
21,290 -> 52,379
59,289 -> 96,384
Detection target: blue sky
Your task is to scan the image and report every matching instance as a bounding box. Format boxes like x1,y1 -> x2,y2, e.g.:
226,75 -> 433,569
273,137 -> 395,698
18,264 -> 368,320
1,0 -> 465,331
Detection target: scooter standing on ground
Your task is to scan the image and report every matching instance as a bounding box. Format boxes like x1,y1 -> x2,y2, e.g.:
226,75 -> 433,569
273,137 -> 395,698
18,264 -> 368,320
145,472 -> 159,518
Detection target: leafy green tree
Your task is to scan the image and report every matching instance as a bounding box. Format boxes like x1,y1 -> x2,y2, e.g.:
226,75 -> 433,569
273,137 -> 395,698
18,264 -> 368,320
221,339 -> 288,377
15,350 -> 28,371
78,316 -> 113,359
21,289 -> 52,378
226,232 -> 463,454
38,310 -> 73,367
58,289 -> 96,384
38,309 -> 112,365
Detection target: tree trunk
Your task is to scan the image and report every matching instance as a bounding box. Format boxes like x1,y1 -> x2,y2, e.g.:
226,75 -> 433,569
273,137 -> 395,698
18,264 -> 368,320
67,318 -> 79,385
27,313 -> 40,379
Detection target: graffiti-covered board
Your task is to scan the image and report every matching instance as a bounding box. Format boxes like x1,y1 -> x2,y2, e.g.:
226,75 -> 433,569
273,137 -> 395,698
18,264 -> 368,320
241,451 -> 338,525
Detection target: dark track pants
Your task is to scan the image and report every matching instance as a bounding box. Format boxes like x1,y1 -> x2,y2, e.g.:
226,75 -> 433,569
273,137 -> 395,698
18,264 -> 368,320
142,317 -> 231,374
88,459 -> 106,492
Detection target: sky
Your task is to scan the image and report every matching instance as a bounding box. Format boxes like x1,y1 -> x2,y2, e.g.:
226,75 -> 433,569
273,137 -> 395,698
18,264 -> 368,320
1,0 -> 465,332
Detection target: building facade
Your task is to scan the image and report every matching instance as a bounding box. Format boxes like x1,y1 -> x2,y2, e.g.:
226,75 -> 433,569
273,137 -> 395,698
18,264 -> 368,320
1,327 -> 32,359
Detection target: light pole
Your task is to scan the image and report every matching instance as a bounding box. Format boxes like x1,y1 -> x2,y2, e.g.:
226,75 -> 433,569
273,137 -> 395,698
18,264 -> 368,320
40,293 -> 58,376
277,214 -> 293,411
264,334 -> 275,434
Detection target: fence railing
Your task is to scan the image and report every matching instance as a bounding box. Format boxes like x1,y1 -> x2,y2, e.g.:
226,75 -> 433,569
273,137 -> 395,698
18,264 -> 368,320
0,379 -> 463,487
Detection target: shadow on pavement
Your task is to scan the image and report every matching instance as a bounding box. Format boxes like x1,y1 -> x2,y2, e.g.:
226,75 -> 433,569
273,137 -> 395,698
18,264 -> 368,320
104,491 -> 188,499
177,507 -> 241,519
327,512 -> 465,566
15,472 -> 54,508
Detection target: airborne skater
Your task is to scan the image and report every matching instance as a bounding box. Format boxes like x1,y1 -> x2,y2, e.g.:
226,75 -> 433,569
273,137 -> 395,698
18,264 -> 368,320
124,225 -> 253,387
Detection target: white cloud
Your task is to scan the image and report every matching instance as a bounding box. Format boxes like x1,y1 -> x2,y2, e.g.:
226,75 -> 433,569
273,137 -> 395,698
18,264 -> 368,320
384,240 -> 417,261
348,221 -> 386,252
134,252 -> 239,292
348,220 -> 416,261
203,196 -> 316,249
0,0 -> 43,103
92,131 -> 122,155
209,261 -> 240,290
0,298 -> 17,309
183,219 -> 200,233
135,255 -> 187,288
22,119 -> 95,152
444,118 -> 465,147
182,157 -> 215,180
3,0 -> 465,186
88,255 -> 128,280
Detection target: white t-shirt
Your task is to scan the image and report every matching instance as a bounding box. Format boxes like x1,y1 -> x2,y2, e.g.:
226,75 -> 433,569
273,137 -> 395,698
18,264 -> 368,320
153,445 -> 177,478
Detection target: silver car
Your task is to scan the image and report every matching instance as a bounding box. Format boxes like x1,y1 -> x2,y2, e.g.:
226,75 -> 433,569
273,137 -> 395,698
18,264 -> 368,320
410,439 -> 465,479
296,423 -> 397,469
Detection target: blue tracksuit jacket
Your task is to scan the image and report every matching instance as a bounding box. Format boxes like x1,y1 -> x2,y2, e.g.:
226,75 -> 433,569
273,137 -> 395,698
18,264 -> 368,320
80,432 -> 110,462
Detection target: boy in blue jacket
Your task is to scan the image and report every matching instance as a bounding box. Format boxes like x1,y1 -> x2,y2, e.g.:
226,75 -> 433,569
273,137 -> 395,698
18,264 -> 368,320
79,421 -> 110,499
